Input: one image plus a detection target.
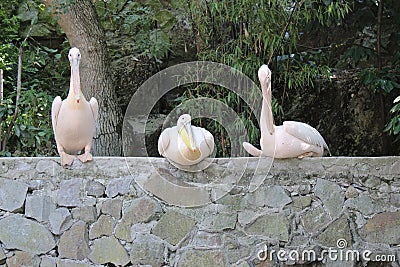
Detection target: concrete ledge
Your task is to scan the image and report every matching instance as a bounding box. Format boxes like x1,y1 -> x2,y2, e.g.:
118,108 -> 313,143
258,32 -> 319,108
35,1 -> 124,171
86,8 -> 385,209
0,157 -> 399,266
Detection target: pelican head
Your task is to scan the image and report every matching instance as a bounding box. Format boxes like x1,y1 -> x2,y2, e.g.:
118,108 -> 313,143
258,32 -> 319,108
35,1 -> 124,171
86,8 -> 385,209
68,47 -> 82,103
258,64 -> 271,87
177,114 -> 197,152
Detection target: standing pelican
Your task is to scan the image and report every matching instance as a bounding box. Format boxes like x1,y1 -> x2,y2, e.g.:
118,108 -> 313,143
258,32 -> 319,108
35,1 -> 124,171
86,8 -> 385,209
243,65 -> 330,158
158,114 -> 214,166
51,47 -> 98,166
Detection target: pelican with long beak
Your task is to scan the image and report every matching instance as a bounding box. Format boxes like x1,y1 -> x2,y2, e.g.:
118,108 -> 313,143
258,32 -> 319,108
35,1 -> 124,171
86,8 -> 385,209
243,65 -> 330,158
51,47 -> 98,166
158,114 -> 214,166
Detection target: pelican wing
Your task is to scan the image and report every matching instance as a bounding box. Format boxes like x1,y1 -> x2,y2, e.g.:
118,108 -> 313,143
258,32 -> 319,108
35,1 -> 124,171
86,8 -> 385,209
158,128 -> 171,156
283,121 -> 330,154
89,97 -> 99,121
51,96 -> 62,134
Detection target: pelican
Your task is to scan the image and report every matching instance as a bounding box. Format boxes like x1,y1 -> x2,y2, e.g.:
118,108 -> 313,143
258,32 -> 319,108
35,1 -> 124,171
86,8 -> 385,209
51,47 -> 98,166
158,114 -> 214,166
243,65 -> 330,158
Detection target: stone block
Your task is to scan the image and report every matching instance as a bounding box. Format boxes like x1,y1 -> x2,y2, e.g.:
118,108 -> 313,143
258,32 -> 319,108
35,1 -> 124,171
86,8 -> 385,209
35,159 -> 60,176
89,214 -> 114,239
245,213 -> 289,242
105,176 -> 134,198
40,256 -> 57,267
359,211 -> 400,245
0,179 -> 28,212
100,198 -> 122,219
315,178 -> 344,218
85,180 -> 105,197
177,249 -> 226,267
0,214 -> 56,254
301,206 -> 331,233
25,195 -> 56,222
152,210 -> 195,245
88,236 -> 130,266
6,251 -> 40,267
58,221 -> 90,260
242,185 -> 292,208
345,193 -> 383,215
49,207 -> 72,235
57,178 -> 83,207
71,205 -> 97,223
57,259 -> 92,267
317,216 -> 352,248
0,248 -> 5,263
115,196 -> 161,242
191,231 -> 223,249
130,234 -> 165,266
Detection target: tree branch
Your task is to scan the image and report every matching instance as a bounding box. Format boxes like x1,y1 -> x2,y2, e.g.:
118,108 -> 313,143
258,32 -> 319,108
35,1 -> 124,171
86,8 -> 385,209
0,69 -> 3,146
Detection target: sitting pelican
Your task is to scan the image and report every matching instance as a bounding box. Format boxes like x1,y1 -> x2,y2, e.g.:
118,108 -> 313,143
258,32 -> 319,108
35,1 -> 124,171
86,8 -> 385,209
51,47 -> 98,166
243,65 -> 330,158
158,114 -> 214,166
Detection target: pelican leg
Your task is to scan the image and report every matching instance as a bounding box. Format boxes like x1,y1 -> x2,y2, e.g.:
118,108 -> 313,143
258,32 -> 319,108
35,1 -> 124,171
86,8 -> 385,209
56,142 -> 75,166
77,143 -> 93,163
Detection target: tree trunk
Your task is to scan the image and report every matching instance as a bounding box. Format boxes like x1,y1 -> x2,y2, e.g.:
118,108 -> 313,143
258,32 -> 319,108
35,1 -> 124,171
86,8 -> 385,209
43,0 -> 122,156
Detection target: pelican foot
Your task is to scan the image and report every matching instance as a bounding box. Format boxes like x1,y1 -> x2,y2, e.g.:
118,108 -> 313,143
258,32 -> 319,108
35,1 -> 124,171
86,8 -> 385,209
61,153 -> 75,166
77,152 -> 93,163
297,152 -> 314,159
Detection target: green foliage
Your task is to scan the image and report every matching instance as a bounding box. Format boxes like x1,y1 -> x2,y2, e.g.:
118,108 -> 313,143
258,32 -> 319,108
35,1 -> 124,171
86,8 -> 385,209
96,0 -> 176,62
360,68 -> 400,94
333,1 -> 400,141
359,52 -> 400,140
182,0 -> 351,156
342,46 -> 374,67
384,96 -> 400,141
0,0 -> 69,156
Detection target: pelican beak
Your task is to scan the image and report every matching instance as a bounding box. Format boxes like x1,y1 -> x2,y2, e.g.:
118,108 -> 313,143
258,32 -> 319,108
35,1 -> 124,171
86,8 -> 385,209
180,121 -> 197,152
72,58 -> 80,103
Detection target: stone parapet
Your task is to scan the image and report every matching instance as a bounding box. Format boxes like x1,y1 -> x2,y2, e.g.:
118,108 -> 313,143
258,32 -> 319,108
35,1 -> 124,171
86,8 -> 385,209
0,157 -> 398,266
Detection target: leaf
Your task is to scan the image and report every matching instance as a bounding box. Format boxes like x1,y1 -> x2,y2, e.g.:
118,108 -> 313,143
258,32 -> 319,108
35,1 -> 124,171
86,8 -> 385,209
14,125 -> 21,137
42,46 -> 58,53
17,1 -> 39,22
35,135 -> 41,146
394,124 -> 400,135
394,96 -> 400,103
390,103 -> 400,113
154,10 -> 176,29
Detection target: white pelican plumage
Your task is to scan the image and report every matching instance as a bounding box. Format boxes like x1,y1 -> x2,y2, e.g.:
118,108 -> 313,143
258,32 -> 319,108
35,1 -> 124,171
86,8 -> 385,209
51,47 -> 98,166
158,114 -> 214,166
243,65 -> 330,158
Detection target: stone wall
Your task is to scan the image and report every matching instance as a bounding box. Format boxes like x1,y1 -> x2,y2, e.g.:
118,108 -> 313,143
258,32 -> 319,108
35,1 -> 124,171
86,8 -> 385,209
0,157 -> 399,267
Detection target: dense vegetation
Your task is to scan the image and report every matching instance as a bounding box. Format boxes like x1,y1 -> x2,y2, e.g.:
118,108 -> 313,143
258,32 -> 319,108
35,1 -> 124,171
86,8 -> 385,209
0,0 -> 399,157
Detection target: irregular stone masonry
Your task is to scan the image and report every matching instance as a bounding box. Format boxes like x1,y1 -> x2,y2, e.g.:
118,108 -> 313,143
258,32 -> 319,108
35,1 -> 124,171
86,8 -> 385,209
0,157 -> 399,266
